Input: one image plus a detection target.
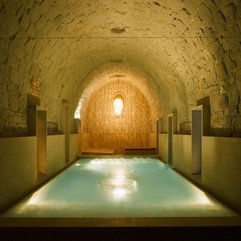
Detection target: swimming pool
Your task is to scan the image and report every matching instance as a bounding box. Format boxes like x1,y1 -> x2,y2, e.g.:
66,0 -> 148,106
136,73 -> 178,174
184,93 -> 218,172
1,157 -> 239,223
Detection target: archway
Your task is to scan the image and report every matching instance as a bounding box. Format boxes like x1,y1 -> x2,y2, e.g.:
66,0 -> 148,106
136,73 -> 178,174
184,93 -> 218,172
74,65 -> 163,154
81,80 -> 153,154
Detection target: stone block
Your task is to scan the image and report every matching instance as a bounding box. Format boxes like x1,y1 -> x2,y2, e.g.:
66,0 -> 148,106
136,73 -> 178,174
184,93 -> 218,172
0,64 -> 9,81
0,45 -> 9,64
40,0 -> 52,16
4,1 -> 21,17
25,22 -> 34,37
29,2 -> 42,24
0,82 -> 8,108
215,61 -> 228,81
0,12 -> 18,36
16,4 -> 25,19
35,15 -> 48,30
212,11 -> 227,33
24,1 -> 34,11
20,11 -> 31,31
36,0 -> 45,5
198,3 -> 213,20
42,19 -> 54,35
228,85 -> 239,105
211,93 -> 229,112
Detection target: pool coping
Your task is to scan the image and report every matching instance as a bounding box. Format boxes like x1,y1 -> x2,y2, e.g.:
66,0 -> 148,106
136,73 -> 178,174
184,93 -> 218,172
0,216 -> 241,227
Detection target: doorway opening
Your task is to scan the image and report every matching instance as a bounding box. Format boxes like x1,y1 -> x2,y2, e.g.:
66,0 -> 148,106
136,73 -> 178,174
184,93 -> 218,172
191,105 -> 202,176
37,110 -> 47,176
167,114 -> 173,167
60,100 -> 70,163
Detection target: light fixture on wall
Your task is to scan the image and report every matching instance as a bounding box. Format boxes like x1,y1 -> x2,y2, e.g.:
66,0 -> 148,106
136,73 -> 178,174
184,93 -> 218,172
113,92 -> 124,117
113,75 -> 125,117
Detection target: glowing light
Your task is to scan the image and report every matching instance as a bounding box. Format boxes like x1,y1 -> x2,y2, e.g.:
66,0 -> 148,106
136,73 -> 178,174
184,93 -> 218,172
84,159 -> 106,172
99,166 -> 137,201
113,93 -> 124,117
74,108 -> 80,119
27,195 -> 40,205
195,192 -> 213,205
112,188 -> 128,200
113,168 -> 126,180
74,100 -> 82,119
26,192 -> 45,206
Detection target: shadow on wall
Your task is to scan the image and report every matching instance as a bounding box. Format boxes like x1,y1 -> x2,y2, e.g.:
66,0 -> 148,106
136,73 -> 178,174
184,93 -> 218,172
210,128 -> 241,138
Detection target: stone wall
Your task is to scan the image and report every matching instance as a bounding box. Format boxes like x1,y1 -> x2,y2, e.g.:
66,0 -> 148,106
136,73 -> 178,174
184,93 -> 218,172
0,1 -> 241,137
81,81 -> 152,154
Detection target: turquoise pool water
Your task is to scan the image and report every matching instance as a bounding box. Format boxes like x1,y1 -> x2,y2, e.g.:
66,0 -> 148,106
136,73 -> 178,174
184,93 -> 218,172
2,157 -> 238,217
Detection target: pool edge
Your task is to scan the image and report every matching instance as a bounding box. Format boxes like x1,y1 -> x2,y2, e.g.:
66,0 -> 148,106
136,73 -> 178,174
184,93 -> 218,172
0,216 -> 241,227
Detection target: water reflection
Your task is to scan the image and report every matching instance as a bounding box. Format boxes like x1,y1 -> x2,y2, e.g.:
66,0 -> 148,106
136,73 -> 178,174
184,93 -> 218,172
99,167 -> 137,200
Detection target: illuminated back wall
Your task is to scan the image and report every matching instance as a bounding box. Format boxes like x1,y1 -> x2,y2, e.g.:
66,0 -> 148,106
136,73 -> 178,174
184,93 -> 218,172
81,81 -> 153,154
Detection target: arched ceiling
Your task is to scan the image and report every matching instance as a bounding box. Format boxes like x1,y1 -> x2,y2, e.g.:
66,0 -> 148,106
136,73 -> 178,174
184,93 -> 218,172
0,0 -> 241,134
74,64 -> 163,124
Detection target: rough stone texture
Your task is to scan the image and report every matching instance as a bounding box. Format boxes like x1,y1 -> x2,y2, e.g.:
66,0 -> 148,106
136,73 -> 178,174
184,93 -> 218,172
81,80 -> 153,154
0,0 -> 241,136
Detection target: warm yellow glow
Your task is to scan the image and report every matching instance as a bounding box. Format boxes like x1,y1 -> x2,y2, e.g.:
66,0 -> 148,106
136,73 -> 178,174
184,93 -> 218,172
26,194 -> 42,205
113,93 -> 124,117
195,191 -> 213,205
112,188 -> 128,200
99,165 -> 137,201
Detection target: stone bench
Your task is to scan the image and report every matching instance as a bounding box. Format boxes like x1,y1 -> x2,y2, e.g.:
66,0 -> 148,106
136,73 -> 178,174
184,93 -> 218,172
124,147 -> 156,155
81,148 -> 114,155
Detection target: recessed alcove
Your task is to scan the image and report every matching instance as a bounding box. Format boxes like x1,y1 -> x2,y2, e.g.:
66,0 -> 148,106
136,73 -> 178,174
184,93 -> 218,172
80,77 -> 159,154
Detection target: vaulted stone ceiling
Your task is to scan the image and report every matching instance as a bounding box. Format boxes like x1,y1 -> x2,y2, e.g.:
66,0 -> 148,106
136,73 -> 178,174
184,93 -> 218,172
0,0 -> 241,136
